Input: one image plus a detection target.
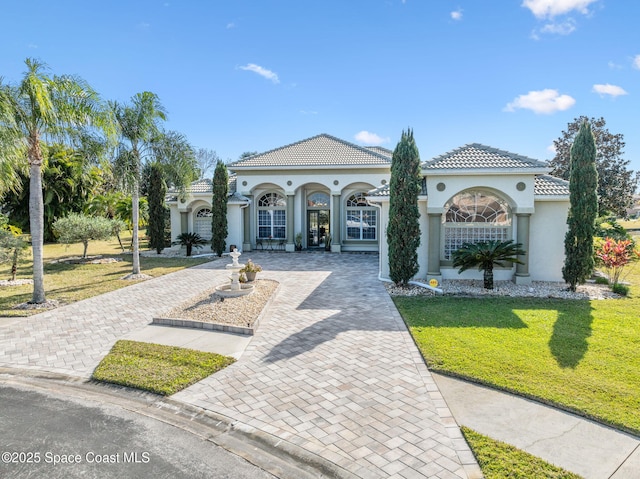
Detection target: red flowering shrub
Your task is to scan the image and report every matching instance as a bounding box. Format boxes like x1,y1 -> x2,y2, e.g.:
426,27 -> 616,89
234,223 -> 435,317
595,237 -> 639,285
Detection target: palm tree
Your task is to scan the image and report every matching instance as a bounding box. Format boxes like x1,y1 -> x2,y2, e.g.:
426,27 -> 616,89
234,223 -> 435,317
452,240 -> 525,290
0,122 -> 23,195
0,58 -> 113,303
112,92 -> 166,278
172,232 -> 207,257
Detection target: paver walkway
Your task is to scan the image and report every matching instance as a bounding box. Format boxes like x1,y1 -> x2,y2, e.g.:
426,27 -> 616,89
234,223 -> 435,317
0,253 -> 480,479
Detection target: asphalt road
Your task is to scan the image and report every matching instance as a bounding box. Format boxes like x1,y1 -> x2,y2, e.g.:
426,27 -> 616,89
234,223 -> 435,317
0,383 -> 276,479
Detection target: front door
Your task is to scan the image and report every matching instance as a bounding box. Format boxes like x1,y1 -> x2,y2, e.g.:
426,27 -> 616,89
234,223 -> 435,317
307,210 -> 330,248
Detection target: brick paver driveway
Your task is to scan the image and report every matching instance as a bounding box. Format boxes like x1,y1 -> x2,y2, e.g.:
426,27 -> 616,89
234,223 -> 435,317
0,252 -> 479,479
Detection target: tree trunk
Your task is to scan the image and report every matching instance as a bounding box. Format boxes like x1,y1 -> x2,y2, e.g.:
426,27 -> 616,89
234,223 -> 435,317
116,232 -> 124,253
131,181 -> 141,275
186,244 -> 192,257
29,161 -> 46,303
484,265 -> 494,290
11,249 -> 18,282
82,241 -> 89,259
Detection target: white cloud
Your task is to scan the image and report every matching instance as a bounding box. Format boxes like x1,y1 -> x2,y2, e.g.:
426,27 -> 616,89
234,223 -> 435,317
522,0 -> 597,19
299,110 -> 318,115
27,43 -> 38,49
227,22 -> 235,29
239,63 -> 280,84
633,55 -> 640,70
504,89 -> 576,114
592,83 -> 628,97
540,18 -> 576,35
354,131 -> 390,145
451,9 -> 463,21
547,143 -> 557,154
608,61 -> 623,70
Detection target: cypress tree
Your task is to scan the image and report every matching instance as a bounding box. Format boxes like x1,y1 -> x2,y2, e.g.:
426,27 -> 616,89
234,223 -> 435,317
147,163 -> 167,254
387,129 -> 422,286
211,160 -> 229,257
563,120 -> 598,291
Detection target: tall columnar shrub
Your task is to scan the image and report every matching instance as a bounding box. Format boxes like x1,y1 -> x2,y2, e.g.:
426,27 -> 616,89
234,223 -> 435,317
387,129 -> 421,286
563,120 -> 599,291
211,160 -> 229,257
147,163 -> 167,254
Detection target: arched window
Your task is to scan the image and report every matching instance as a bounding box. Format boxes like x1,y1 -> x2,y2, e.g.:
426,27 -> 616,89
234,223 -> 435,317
257,192 -> 286,238
346,193 -> 377,240
442,191 -> 512,259
307,192 -> 329,208
194,208 -> 212,240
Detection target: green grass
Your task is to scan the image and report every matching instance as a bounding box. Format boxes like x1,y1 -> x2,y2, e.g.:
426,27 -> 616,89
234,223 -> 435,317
617,218 -> 640,230
395,267 -> 640,434
461,427 -> 583,479
0,233 -> 212,317
92,340 -> 235,395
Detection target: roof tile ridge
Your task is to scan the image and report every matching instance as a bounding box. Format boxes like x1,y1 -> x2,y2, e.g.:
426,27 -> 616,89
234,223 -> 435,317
423,143 -> 474,166
325,134 -> 392,162
472,143 -> 547,166
229,134 -> 329,166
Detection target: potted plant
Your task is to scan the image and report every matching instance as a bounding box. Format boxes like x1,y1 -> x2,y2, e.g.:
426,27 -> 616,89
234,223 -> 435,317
324,233 -> 332,252
295,232 -> 303,251
172,232 -> 207,257
239,259 -> 262,281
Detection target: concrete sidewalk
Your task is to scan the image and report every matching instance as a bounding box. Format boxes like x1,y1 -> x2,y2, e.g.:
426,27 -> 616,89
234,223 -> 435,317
433,373 -> 640,479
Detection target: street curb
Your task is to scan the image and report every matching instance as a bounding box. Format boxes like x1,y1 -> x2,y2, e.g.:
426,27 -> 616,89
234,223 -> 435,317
0,367 -> 358,479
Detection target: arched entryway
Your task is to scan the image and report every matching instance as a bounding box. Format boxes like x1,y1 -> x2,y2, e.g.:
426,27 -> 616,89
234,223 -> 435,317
307,191 -> 330,248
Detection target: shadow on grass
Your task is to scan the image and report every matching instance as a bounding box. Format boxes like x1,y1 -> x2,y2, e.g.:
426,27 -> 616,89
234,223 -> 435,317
548,299 -> 593,369
394,296 -> 528,329
397,296 -> 595,369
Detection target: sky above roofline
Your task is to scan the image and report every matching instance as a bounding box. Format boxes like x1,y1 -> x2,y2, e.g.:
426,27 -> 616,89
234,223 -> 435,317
2,1 -> 638,178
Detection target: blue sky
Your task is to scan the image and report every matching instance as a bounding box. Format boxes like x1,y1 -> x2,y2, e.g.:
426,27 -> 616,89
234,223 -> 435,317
2,0 -> 639,174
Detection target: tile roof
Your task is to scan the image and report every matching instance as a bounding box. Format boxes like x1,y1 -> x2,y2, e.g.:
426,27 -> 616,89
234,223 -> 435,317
368,174 -> 568,198
367,183 -> 390,197
187,178 -> 213,193
423,143 -> 549,170
534,174 -> 570,196
367,178 -> 428,197
364,146 -> 393,158
166,175 -> 237,197
228,134 -> 392,168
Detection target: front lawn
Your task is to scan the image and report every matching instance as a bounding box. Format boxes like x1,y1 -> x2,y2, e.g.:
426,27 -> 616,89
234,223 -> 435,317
395,275 -> 640,434
0,234 -> 212,317
461,427 -> 583,479
92,340 -> 235,395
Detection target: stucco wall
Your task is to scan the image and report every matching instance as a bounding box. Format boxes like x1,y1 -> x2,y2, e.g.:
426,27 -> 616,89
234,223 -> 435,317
425,174 -> 536,214
378,201 -> 390,278
235,168 -> 389,196
167,199 -> 244,253
169,203 -> 182,244
226,203 -> 244,252
529,200 -> 569,281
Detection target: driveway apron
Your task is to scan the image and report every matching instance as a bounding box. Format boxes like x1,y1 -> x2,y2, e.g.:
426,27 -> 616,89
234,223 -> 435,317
0,253 -> 479,479
175,253 -> 478,479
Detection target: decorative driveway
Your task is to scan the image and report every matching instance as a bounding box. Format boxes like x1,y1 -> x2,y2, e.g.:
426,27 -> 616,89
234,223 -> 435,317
0,252 -> 480,479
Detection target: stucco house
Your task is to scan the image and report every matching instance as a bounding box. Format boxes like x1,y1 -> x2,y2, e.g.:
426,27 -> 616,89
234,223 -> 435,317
167,134 -> 570,284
